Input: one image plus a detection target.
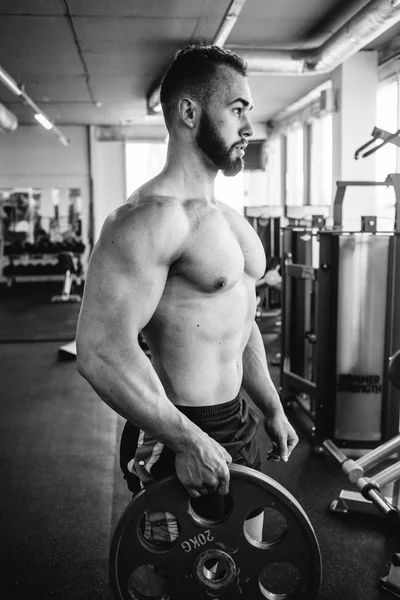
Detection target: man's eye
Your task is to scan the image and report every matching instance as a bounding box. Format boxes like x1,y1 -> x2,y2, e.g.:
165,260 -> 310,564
234,107 -> 242,115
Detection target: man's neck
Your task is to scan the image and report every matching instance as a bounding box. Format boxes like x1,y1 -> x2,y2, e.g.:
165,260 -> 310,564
161,139 -> 218,203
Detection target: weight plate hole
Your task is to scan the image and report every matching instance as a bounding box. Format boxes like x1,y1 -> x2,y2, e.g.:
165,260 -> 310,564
243,507 -> 287,549
203,556 -> 231,582
128,564 -> 171,599
189,492 -> 233,525
259,562 -> 302,599
194,549 -> 237,591
137,510 -> 181,551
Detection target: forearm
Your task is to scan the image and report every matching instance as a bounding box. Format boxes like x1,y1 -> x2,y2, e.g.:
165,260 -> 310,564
78,343 -> 204,453
241,321 -> 284,418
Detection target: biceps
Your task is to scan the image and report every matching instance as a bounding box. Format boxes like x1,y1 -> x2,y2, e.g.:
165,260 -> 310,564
247,320 -> 261,343
78,259 -> 168,346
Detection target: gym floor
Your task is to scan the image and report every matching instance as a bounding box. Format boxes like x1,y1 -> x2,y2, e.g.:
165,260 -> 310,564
0,284 -> 399,600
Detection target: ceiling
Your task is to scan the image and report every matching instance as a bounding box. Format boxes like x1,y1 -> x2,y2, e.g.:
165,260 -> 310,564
0,0 -> 399,137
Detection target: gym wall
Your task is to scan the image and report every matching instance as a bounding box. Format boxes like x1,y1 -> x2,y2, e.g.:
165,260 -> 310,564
0,125 -> 91,266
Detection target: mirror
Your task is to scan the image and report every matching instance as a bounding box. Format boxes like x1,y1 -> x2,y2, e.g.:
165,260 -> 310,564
0,187 -> 84,254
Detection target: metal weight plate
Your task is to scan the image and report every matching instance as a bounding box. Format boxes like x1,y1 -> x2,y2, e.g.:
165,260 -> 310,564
109,464 -> 322,599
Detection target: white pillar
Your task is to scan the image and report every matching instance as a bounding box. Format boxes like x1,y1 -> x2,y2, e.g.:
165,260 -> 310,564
90,127 -> 127,243
332,51 -> 378,227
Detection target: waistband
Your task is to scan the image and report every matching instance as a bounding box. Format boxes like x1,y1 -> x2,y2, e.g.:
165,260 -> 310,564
174,393 -> 241,423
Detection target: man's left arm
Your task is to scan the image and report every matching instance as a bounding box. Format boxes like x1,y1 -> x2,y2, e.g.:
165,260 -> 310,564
241,321 -> 298,462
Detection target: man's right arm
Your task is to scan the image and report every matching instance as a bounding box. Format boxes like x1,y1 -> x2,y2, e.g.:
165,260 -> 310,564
76,199 -> 231,496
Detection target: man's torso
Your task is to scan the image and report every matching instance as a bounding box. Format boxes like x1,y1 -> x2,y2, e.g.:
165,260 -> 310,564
135,192 -> 266,406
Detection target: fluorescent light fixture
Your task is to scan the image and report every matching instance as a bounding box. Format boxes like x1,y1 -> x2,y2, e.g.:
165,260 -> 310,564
0,67 -> 22,96
57,132 -> 70,147
0,63 -> 69,146
35,113 -> 53,130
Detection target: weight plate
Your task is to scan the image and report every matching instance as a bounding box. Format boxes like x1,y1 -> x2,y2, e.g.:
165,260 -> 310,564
109,464 -> 322,599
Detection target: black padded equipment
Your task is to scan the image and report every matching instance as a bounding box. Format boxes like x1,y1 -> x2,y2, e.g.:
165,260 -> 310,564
389,350 -> 400,392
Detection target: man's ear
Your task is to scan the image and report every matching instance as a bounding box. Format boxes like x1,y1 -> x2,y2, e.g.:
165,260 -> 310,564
178,97 -> 198,129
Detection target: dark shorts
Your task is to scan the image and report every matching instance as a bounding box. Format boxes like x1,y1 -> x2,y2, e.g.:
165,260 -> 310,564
119,394 -> 261,494
120,394 -> 263,557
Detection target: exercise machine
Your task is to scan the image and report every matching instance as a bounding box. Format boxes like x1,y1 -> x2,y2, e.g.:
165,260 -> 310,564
280,175 -> 400,451
285,204 -> 330,229
354,126 -> 400,161
323,349 -> 400,597
245,205 -> 285,318
244,205 -> 284,260
322,349 -> 400,518
55,252 -> 82,358
51,251 -> 82,303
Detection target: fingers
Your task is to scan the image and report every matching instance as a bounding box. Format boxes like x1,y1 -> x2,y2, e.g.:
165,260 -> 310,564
287,432 -> 299,456
268,431 -> 297,463
200,464 -> 231,496
265,418 -> 299,463
282,427 -> 299,461
217,449 -> 231,494
187,477 -> 229,498
185,464 -> 231,498
176,441 -> 232,498
223,448 -> 233,464
187,487 -> 205,498
267,447 -> 281,462
216,467 -> 230,495
280,444 -> 289,463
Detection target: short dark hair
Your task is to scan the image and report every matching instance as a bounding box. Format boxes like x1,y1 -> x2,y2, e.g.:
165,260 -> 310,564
160,44 -> 248,130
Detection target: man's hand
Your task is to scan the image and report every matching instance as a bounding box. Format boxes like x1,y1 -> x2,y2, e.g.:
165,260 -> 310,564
175,435 -> 232,498
264,412 -> 298,463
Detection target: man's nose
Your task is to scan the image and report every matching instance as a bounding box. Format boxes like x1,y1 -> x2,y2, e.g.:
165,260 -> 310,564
241,115 -> 253,138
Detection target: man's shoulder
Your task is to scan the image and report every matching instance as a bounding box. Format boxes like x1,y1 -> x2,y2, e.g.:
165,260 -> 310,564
99,192 -> 190,261
128,190 -> 185,217
107,191 -> 188,234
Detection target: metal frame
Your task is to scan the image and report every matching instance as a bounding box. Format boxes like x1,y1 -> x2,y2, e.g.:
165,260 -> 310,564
281,230 -> 340,447
280,175 -> 400,449
285,204 -> 330,228
244,205 -> 285,259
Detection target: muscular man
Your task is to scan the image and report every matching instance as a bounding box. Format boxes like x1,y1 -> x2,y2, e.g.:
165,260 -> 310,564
76,44 -> 297,513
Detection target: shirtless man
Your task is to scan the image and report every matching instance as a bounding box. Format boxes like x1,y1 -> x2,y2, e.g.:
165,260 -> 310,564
76,45 -> 298,511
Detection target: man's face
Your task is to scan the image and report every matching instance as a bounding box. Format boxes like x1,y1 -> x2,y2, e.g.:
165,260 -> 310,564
196,108 -> 243,176
195,66 -> 254,177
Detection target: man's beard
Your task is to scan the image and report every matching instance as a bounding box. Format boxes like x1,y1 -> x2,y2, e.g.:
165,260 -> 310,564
196,109 -> 243,177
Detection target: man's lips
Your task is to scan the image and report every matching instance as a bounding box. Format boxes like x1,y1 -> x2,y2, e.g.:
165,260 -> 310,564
233,142 -> 248,156
234,143 -> 247,156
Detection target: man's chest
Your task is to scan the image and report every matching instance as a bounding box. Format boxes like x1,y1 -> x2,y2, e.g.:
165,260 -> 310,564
170,205 -> 266,291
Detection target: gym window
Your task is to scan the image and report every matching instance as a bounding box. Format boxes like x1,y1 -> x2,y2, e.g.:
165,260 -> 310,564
125,142 -> 168,197
376,77 -> 398,229
215,170 -> 246,214
310,114 -> 333,206
266,137 -> 283,206
285,125 -> 304,206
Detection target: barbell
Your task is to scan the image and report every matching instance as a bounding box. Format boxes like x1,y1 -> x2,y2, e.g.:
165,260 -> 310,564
109,464 -> 322,599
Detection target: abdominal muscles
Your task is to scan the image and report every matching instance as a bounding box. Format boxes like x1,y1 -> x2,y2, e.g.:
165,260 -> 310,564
143,276 -> 256,406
